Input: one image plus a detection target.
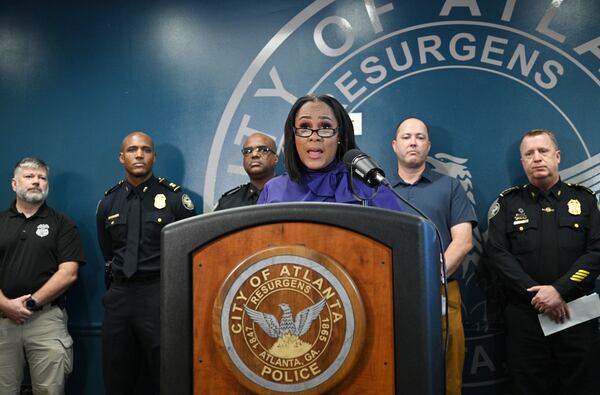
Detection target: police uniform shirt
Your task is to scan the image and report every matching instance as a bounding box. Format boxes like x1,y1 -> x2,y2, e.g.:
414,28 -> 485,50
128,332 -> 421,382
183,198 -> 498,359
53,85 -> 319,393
214,182 -> 261,211
96,175 -> 196,277
0,202 -> 86,298
486,180 -> 600,303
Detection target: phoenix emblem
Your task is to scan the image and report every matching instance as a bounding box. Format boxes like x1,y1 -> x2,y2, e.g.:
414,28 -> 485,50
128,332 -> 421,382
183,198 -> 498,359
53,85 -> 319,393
244,300 -> 326,358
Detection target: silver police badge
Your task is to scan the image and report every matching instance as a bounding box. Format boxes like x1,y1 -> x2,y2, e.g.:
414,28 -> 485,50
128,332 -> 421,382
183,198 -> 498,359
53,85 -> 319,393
36,224 -> 49,238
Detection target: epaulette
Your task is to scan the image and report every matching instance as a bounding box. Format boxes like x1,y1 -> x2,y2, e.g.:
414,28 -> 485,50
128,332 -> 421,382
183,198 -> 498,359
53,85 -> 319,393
105,180 -> 124,196
499,185 -> 523,198
158,177 -> 181,192
221,185 -> 243,198
567,183 -> 596,195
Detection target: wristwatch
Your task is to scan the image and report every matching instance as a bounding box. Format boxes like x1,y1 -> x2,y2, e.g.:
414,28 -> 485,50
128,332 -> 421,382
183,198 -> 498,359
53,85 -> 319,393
25,297 -> 40,311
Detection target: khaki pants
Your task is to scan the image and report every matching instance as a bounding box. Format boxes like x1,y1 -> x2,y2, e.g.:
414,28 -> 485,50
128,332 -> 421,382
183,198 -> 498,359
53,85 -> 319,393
0,305 -> 73,395
442,281 -> 465,395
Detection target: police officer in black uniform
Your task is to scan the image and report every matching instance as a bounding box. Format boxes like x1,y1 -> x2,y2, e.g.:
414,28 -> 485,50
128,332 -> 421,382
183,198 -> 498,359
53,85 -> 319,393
214,132 -> 278,211
486,129 -> 600,395
96,131 -> 196,395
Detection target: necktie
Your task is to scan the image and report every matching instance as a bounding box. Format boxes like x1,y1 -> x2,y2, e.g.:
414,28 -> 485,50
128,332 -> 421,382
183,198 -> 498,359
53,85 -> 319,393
123,191 -> 141,278
539,195 -> 558,283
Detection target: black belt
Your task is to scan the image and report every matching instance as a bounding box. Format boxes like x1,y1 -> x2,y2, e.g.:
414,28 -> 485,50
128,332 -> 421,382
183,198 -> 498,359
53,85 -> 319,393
50,297 -> 66,309
30,296 -> 66,311
112,272 -> 160,285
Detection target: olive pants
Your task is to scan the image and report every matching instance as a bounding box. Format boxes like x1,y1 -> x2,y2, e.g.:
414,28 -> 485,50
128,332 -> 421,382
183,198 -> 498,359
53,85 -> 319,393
0,305 -> 73,395
442,281 -> 464,395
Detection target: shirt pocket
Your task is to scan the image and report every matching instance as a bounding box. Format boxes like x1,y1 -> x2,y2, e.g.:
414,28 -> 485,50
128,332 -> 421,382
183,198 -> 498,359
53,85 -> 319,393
105,213 -> 127,240
508,219 -> 538,254
143,211 -> 175,242
558,215 -> 588,251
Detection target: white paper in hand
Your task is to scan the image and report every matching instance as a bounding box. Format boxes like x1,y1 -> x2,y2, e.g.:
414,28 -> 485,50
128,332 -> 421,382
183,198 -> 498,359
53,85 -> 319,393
538,293 -> 600,336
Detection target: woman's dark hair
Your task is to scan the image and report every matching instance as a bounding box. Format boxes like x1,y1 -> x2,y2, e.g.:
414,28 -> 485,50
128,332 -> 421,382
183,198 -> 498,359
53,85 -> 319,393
283,94 -> 357,182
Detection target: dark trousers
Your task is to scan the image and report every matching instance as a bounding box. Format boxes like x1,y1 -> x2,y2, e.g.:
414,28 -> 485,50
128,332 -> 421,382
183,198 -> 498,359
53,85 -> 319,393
102,281 -> 160,395
504,303 -> 600,395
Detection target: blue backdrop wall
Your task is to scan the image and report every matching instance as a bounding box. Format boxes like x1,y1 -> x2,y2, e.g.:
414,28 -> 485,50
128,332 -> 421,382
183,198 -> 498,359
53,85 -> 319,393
2,1 -> 600,394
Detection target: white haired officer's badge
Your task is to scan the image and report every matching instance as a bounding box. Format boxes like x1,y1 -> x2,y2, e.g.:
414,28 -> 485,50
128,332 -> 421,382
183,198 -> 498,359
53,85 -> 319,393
36,224 -> 50,238
182,194 -> 194,210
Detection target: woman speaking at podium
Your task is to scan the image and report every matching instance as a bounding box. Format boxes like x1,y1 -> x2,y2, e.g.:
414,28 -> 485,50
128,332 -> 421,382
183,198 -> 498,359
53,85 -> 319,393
257,94 -> 403,211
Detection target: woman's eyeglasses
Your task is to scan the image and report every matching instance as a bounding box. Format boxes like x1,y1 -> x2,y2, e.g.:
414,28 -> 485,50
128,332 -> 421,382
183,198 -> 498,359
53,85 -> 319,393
293,127 -> 338,138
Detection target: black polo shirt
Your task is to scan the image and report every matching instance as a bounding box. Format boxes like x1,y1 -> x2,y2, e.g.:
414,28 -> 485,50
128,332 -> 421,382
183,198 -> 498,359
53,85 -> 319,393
0,202 -> 86,298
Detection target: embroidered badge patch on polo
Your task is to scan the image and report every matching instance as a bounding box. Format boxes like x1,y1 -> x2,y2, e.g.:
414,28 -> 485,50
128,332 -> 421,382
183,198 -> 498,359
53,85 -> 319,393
36,224 -> 49,238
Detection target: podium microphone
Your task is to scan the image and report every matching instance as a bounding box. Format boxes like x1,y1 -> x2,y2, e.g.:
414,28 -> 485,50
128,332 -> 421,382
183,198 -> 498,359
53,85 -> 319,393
342,149 -> 386,187
342,148 -> 429,219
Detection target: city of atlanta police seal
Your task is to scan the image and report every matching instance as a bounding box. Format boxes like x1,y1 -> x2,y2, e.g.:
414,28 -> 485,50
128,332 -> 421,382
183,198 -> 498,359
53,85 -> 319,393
213,245 -> 366,394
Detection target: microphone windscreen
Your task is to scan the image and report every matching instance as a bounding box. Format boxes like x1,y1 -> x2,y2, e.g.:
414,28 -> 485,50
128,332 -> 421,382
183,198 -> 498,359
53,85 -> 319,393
342,149 -> 363,166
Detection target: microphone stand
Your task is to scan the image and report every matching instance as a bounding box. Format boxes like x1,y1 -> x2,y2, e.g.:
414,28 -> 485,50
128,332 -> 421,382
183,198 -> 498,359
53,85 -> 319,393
347,165 -> 451,373
347,164 -> 380,205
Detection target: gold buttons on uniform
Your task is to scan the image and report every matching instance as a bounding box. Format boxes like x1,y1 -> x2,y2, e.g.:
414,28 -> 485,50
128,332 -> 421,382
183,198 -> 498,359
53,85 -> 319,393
574,223 -> 579,228
111,221 -> 115,225
519,226 -> 524,231
158,218 -> 162,223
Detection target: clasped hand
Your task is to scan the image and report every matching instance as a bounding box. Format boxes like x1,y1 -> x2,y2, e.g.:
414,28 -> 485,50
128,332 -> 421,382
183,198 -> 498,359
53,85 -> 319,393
527,285 -> 569,324
2,294 -> 33,325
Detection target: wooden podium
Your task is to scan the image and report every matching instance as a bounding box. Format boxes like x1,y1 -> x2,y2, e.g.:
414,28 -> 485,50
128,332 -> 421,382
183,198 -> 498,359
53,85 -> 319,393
161,203 -> 443,394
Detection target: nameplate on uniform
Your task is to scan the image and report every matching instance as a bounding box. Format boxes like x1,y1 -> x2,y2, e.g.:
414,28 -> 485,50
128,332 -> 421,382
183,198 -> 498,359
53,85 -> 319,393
513,210 -> 528,225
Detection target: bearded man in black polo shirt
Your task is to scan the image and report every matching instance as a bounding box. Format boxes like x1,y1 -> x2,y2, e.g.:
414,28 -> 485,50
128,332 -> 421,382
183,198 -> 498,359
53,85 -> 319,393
0,157 -> 85,395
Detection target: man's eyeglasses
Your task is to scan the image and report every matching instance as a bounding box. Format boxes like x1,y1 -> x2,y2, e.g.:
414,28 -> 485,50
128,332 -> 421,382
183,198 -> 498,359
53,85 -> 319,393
241,146 -> 275,156
293,127 -> 338,138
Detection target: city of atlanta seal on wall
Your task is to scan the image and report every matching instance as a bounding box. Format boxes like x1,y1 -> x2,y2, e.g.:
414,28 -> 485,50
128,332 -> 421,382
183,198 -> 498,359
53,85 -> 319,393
212,245 -> 366,394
